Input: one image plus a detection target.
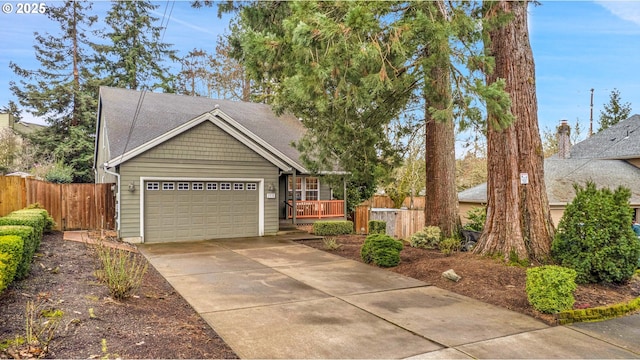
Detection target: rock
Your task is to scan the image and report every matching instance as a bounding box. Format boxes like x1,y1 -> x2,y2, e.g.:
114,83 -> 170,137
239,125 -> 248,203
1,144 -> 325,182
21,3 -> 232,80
442,269 -> 461,282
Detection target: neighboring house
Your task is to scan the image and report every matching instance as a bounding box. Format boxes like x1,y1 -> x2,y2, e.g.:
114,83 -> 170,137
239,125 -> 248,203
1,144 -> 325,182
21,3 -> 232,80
0,113 -> 44,173
0,113 -> 46,135
94,87 -> 347,243
459,115 -> 640,225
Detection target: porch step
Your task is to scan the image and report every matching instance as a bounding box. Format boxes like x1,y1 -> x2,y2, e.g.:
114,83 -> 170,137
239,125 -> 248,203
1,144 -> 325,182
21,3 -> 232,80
276,229 -> 309,235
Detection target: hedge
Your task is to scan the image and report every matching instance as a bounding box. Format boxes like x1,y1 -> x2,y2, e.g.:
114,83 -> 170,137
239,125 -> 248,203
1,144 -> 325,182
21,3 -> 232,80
313,221 -> 353,236
0,235 -> 23,292
0,252 -> 10,293
0,226 -> 38,280
0,213 -> 46,240
14,208 -> 56,232
368,220 -> 386,235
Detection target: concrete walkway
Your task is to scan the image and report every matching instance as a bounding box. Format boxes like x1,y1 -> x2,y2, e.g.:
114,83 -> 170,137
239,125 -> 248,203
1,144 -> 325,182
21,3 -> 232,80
138,235 -> 640,359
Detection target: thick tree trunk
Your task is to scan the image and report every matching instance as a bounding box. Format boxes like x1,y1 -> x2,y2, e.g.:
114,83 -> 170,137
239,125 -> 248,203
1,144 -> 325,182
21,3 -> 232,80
425,115 -> 459,237
474,0 -> 554,262
423,3 -> 460,238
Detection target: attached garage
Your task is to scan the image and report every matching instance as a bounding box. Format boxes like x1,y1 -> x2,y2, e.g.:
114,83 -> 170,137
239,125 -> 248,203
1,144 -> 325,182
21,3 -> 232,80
142,180 -> 261,243
95,87 -> 346,244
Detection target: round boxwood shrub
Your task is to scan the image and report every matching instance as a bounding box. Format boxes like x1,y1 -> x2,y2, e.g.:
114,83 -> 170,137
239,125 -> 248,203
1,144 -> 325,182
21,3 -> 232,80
360,234 -> 403,268
551,182 -> 640,284
526,265 -> 577,314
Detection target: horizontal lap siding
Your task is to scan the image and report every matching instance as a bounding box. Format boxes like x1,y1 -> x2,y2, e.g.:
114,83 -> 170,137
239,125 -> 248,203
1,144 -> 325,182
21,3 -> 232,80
119,121 -> 280,239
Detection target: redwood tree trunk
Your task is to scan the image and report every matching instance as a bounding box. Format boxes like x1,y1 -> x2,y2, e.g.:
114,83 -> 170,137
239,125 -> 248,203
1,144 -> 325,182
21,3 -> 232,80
425,114 -> 459,237
474,0 -> 554,262
423,3 -> 460,237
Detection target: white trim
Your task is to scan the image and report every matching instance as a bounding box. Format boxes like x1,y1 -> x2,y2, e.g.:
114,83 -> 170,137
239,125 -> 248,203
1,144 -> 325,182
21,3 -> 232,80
213,109 -> 308,173
106,111 -> 302,172
139,176 -> 265,242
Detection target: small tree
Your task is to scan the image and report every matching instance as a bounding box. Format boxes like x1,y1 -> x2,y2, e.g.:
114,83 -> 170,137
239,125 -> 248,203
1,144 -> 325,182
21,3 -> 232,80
598,88 -> 631,132
0,128 -> 19,173
551,182 -> 640,284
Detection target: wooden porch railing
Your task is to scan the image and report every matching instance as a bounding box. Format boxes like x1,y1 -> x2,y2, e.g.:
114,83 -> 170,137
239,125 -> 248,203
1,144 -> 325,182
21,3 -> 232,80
286,200 -> 345,219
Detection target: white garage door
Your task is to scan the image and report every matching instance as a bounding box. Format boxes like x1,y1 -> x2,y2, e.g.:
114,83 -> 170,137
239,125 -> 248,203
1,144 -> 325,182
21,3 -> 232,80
144,180 -> 259,243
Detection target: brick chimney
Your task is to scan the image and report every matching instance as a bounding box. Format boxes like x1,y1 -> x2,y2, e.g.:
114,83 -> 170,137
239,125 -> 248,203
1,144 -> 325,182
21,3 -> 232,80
556,119 -> 571,159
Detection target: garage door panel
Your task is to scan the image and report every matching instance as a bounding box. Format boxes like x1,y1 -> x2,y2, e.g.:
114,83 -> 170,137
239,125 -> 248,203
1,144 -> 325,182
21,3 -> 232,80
144,180 -> 260,243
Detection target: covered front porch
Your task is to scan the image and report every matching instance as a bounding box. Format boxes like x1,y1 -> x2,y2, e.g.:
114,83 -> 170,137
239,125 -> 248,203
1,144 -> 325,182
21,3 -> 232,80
285,200 -> 345,220
278,173 -> 347,225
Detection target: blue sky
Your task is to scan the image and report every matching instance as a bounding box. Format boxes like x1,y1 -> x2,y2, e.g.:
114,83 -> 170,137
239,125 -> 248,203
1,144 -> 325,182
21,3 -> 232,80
1,1 -> 639,141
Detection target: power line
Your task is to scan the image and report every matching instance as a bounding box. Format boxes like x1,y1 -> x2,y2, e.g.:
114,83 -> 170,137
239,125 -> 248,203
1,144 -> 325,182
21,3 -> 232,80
160,1 -> 175,44
121,89 -> 147,158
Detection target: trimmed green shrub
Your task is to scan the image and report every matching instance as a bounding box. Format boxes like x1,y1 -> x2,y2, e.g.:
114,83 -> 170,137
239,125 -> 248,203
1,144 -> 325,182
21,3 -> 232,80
409,226 -> 441,249
0,235 -> 23,292
526,265 -> 577,314
551,182 -> 640,284
360,234 -> 403,267
17,207 -> 55,232
368,220 -> 386,235
0,252 -> 10,293
313,221 -> 353,236
0,214 -> 45,241
463,206 -> 486,232
0,226 -> 37,280
439,237 -> 461,256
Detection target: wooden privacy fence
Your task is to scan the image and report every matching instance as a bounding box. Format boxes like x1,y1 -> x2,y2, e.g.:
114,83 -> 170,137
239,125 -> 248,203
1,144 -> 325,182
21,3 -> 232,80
354,205 -> 425,240
0,176 -> 115,231
359,195 -> 427,210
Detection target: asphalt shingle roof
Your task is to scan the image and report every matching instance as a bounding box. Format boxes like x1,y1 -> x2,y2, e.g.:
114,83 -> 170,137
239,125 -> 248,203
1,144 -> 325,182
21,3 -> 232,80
569,114 -> 640,159
459,114 -> 640,205
99,87 -> 306,170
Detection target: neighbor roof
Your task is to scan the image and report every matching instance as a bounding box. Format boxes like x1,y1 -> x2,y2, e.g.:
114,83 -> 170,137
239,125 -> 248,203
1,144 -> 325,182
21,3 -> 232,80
459,114 -> 640,205
569,114 -> 640,159
459,158 -> 640,205
97,87 -> 310,172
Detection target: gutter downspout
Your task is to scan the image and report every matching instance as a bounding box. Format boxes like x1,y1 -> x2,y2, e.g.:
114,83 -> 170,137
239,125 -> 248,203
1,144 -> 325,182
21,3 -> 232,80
103,163 -> 120,234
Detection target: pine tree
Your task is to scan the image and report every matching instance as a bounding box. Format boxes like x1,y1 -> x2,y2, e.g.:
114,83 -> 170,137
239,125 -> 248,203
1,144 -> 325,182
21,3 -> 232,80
9,1 -> 98,182
598,88 -> 631,132
93,0 -> 178,91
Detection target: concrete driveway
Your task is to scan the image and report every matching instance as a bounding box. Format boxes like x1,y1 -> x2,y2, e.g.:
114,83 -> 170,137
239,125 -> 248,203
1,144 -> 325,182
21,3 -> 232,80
138,235 -> 639,359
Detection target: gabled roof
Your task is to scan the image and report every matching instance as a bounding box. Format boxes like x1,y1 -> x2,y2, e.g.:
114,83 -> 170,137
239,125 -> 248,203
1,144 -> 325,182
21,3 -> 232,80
96,87 -> 310,173
569,114 -> 640,159
459,114 -> 640,206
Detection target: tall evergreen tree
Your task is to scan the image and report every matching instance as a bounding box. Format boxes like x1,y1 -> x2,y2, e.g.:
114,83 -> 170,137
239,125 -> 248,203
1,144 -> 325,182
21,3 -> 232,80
9,1 -> 98,182
474,0 -> 554,262
93,0 -> 178,91
225,1 -> 507,235
598,88 -> 631,132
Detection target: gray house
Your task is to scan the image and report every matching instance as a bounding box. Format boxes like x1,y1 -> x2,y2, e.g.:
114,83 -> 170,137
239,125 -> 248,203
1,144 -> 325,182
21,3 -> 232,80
459,115 -> 640,225
94,87 -> 346,243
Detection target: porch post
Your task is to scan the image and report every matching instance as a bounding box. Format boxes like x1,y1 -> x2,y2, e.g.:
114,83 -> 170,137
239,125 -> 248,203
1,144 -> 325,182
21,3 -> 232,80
292,171 -> 297,225
343,175 -> 347,219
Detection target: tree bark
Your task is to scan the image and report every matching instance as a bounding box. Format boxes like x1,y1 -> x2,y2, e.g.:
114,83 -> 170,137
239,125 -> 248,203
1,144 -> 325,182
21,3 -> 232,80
474,0 -> 554,262
423,2 -> 460,238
